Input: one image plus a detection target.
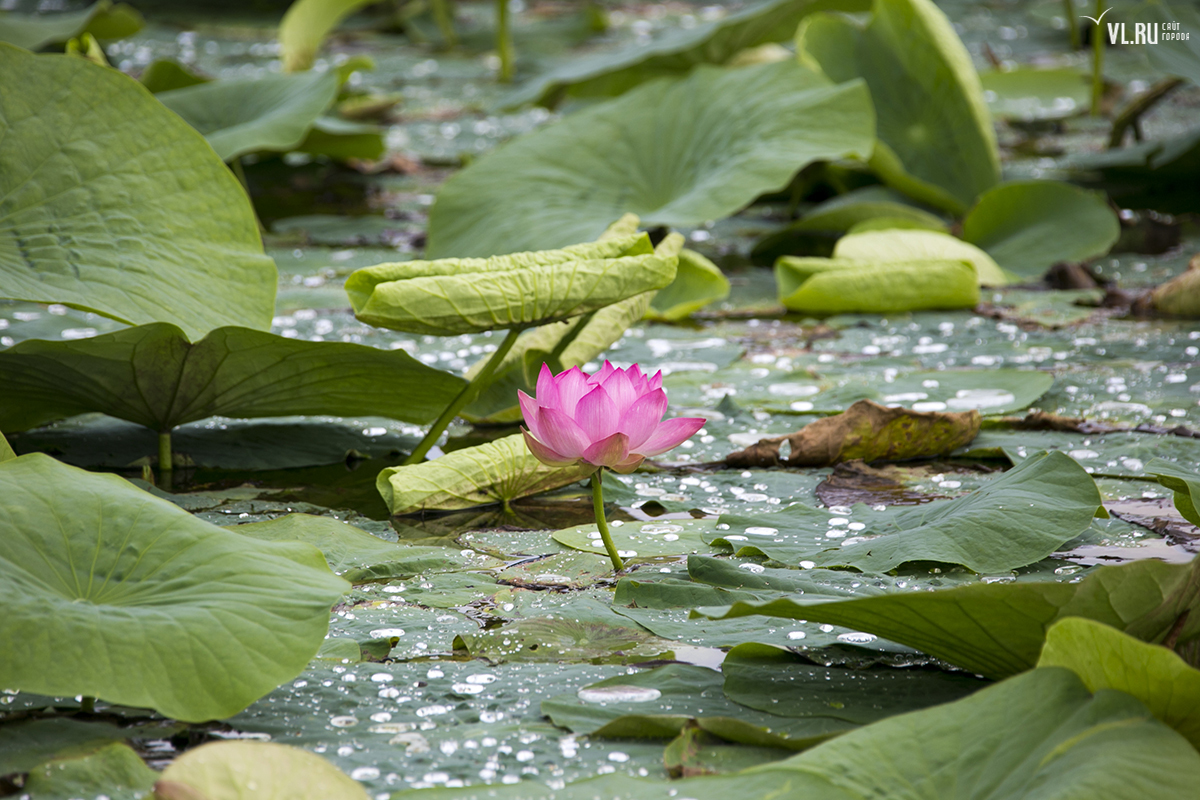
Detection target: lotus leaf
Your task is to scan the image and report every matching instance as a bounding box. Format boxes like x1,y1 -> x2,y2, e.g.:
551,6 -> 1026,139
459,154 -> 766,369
0,429 -> 14,462
157,70 -> 339,162
346,233 -> 674,335
980,66 -> 1089,121
156,741 -> 369,800
775,256 -> 979,313
647,249 -> 731,321
833,228 -> 1008,285
1134,1 -> 1200,87
0,453 -> 349,722
0,45 -> 277,338
962,180 -> 1120,279
0,322 -> 466,434
1038,617 -> 1200,749
1151,259 -> 1200,319
797,0 -> 999,213
426,61 -> 875,257
1069,127 -> 1200,214
1147,457 -> 1200,526
0,1 -> 142,51
704,556 -> 1200,679
377,433 -> 594,515
140,58 -> 209,93
280,0 -> 380,72
554,518 -> 721,560
454,618 -> 673,665
22,742 -> 158,800
295,115 -> 385,161
0,718 -> 144,776
504,0 -> 871,108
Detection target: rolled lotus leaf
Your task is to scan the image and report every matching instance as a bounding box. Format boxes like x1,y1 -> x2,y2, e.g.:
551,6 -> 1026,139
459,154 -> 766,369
833,229 -> 1007,286
345,233 -> 677,335
775,256 -> 979,314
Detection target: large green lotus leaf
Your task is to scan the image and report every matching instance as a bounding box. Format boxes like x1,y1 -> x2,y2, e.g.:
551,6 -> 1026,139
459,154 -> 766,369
979,66 -> 1089,121
22,742 -> 158,800
427,61 -> 875,257
833,229 -> 1008,285
376,433 -> 595,515
346,233 -> 674,335
797,0 -> 999,213
711,451 -> 1102,573
504,0 -> 871,108
0,1 -> 142,51
722,643 -> 986,723
1038,617 -> 1200,749
0,323 -> 466,433
226,514 -> 469,583
647,249 -> 731,321
280,0 -> 379,73
1148,457 -> 1200,526
0,46 -> 277,338
775,256 -> 979,314
542,663 -> 857,749
156,741 -> 369,800
554,518 -> 722,560
157,70 -> 339,162
703,557 -> 1200,679
962,181 -> 1120,279
1134,1 -> 1200,87
0,453 -> 349,722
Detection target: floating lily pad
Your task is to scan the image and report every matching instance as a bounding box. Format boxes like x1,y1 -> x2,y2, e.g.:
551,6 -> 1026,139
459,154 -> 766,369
454,617 -> 674,665
554,518 -> 721,560
427,60 -> 874,257
979,67 -> 1089,121
0,453 -> 349,721
0,45 -> 276,338
22,742 -> 157,800
157,741 -> 369,800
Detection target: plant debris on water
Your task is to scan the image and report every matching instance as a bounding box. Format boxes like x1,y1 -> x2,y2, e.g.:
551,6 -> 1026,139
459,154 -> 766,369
2,0 -> 1200,797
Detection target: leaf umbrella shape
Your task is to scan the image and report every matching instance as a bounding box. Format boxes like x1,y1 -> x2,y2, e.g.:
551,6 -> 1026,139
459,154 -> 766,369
962,180 -> 1120,279
1038,617 -> 1200,750
0,45 -> 277,339
797,0 -> 999,213
503,0 -> 871,108
0,322 -> 467,434
157,70 -> 339,162
0,453 -> 349,722
426,60 -> 875,257
157,741 -> 369,800
0,1 -> 142,51
702,556 -> 1200,679
345,232 -> 675,335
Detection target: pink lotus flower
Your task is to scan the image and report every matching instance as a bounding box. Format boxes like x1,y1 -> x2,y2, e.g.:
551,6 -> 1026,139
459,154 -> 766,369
519,362 -> 706,473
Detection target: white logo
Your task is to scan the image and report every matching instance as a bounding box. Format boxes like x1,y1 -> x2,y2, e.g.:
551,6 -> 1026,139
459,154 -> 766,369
1081,7 -> 1192,45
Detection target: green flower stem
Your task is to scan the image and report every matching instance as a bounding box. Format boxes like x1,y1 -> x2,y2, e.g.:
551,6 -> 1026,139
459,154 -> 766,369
1090,0 -> 1105,115
496,0 -> 514,83
403,327 -> 522,465
431,0 -> 458,46
546,310 -> 596,365
1063,0 -> 1080,50
591,470 -> 624,571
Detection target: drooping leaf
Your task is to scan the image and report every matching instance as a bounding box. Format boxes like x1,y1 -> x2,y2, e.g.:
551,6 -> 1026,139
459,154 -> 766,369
504,0 -> 872,108
280,0 -> 381,73
979,66 -> 1089,121
962,181 -> 1120,279
140,58 -> 210,93
0,45 -> 277,338
345,233 -> 675,335
1147,457 -> 1200,526
156,741 -> 369,800
0,1 -> 142,51
157,70 -> 339,162
833,228 -> 1008,285
376,433 -> 594,515
22,742 -> 158,800
1151,258 -> 1200,318
703,557 -> 1200,679
0,453 -> 349,722
774,256 -> 980,313
1038,617 -> 1200,749
796,0 -> 999,213
553,518 -> 722,560
647,249 -> 731,321
0,323 -> 467,433
712,450 -> 1104,573
427,61 -> 875,257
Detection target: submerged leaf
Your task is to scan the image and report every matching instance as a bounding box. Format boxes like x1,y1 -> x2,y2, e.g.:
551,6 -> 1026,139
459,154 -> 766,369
833,228 -> 1008,285
1038,617 -> 1200,749
376,433 -> 594,515
0,322 -> 466,433
427,60 -> 875,257
704,556 -> 1200,679
726,399 -> 980,467
157,741 -> 369,800
0,45 -> 277,338
774,256 -> 979,313
0,453 -> 349,721
157,70 -> 339,162
962,181 -> 1120,279
797,0 -> 999,212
